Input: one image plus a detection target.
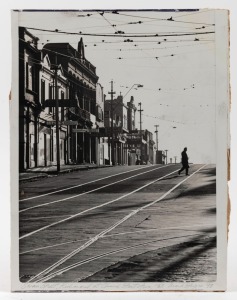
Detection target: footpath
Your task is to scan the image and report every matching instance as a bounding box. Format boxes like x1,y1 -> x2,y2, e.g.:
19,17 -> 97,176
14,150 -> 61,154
19,163 -> 113,183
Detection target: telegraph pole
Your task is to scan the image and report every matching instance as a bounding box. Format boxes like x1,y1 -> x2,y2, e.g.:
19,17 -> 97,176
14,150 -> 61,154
53,65 -> 60,173
138,102 -> 144,164
138,102 -> 143,135
108,80 -> 116,165
154,125 -> 159,164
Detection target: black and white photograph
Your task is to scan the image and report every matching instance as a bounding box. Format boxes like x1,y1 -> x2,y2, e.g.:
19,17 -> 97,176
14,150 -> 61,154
10,8 -> 229,292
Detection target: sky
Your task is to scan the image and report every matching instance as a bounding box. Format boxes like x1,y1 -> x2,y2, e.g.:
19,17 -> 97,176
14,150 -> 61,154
17,9 -> 223,163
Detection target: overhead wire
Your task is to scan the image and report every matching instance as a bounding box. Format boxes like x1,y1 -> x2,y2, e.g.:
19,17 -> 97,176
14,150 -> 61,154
83,39 -> 214,45
99,12 -> 118,33
106,11 -> 215,26
23,26 -> 214,38
173,9 -> 214,19
86,42 -> 214,52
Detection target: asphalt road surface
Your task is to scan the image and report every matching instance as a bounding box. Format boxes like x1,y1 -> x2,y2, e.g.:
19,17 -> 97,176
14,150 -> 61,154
19,163 -> 216,283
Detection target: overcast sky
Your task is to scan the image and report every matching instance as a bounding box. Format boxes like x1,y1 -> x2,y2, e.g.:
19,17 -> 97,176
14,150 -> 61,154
18,9 -> 224,163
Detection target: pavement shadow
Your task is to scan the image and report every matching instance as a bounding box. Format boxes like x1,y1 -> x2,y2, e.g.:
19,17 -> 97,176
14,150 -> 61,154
176,181 -> 216,198
83,233 -> 216,282
143,235 -> 216,282
205,207 -> 216,215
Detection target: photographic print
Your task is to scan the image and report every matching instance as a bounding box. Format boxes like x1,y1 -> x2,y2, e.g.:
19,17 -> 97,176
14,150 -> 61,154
11,9 -> 229,291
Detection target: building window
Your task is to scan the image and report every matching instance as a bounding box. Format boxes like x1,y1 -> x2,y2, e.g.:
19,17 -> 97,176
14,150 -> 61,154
41,79 -> 45,106
48,84 -> 53,114
124,114 -> 127,129
26,62 -> 29,89
31,66 -> 36,91
61,91 -> 65,121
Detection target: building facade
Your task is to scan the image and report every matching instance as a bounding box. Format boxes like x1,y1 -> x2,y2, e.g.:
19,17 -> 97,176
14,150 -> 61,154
43,38 -> 99,164
19,27 -> 155,170
38,54 -> 69,167
96,83 -> 108,165
19,27 -> 41,171
104,95 -> 129,165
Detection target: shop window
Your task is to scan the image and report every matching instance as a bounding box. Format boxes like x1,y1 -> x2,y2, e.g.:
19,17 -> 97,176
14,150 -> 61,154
48,84 -> 53,114
41,79 -> 45,106
61,91 -> 65,121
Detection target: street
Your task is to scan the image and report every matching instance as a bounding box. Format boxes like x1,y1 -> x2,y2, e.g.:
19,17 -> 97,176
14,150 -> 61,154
19,163 -> 216,283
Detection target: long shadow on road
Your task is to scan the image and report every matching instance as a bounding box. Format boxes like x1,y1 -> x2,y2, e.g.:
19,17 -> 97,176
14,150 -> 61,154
82,232 -> 216,282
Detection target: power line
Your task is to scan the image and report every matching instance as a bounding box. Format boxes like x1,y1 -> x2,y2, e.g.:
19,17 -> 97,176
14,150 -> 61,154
143,114 -> 186,125
83,42 -> 214,52
106,12 -> 215,26
24,26 -> 214,38
83,39 -> 214,45
114,47 -> 214,60
171,9 -> 214,19
100,12 -> 118,33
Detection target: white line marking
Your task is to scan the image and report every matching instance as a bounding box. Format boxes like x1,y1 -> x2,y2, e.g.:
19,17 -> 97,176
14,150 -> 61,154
19,168 -> 178,239
19,165 -> 169,213
28,164 -> 206,282
20,165 -> 153,201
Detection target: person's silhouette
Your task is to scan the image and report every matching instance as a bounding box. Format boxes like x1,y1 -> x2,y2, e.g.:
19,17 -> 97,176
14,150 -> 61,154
178,147 -> 189,175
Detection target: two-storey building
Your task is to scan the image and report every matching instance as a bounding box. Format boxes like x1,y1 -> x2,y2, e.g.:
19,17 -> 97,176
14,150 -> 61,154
19,27 -> 41,170
38,54 -> 69,167
43,38 -> 99,164
104,95 -> 129,165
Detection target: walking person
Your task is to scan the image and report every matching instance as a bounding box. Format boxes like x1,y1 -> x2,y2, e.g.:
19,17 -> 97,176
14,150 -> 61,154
178,147 -> 189,175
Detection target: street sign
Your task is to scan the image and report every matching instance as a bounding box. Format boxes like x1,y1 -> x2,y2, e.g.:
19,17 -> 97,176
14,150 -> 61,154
72,128 -> 99,133
72,129 -> 89,133
46,120 -> 78,126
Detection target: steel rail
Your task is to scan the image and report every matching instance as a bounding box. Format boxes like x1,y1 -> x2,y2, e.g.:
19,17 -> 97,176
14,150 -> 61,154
20,167 -> 179,239
19,165 -> 170,213
28,164 -> 206,282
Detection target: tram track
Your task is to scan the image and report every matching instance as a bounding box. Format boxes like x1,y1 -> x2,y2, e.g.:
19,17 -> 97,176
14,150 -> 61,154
26,164 -> 206,283
20,223 -> 214,255
20,164 -> 155,202
19,165 -> 171,213
34,233 -> 206,283
20,167 -> 179,239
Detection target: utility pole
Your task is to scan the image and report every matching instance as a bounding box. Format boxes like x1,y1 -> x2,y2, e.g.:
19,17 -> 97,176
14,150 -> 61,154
138,102 -> 144,163
52,64 -> 60,173
154,125 -> 159,164
165,149 -> 168,165
108,80 -> 116,166
138,102 -> 143,135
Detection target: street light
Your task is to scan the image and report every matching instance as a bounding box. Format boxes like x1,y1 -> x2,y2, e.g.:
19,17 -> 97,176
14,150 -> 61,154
108,80 -> 116,166
123,83 -> 143,100
51,64 -> 61,173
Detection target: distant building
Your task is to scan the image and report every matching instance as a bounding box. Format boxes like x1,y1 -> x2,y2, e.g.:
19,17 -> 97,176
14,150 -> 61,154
127,96 -> 137,132
104,95 -> 129,165
157,150 -> 166,164
139,130 -> 155,164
